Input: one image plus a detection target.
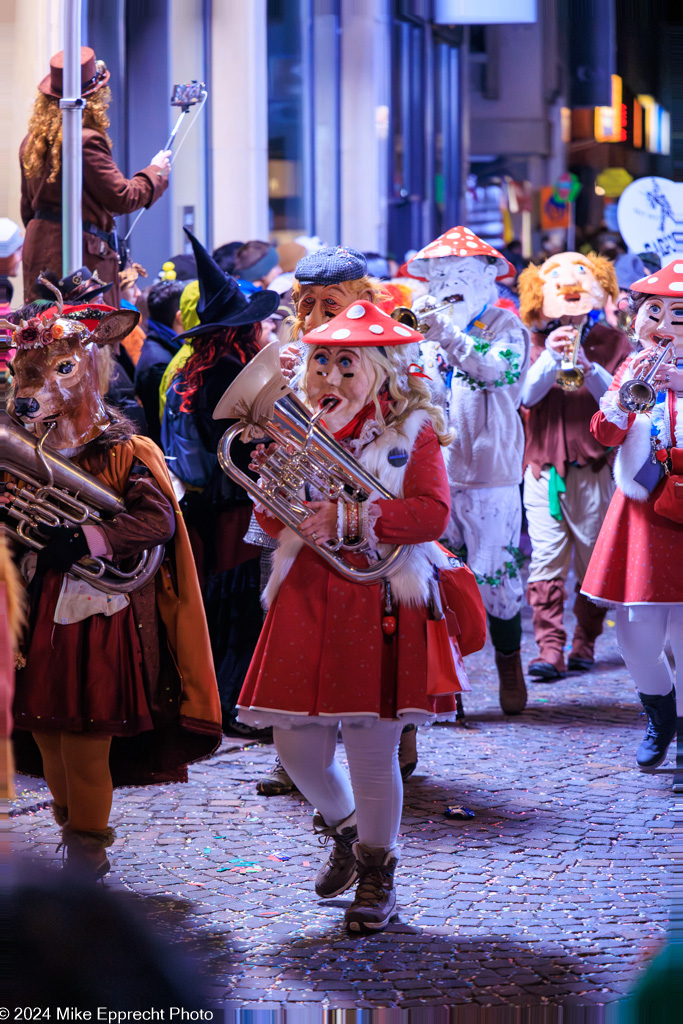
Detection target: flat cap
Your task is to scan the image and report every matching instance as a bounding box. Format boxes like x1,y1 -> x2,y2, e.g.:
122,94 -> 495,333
294,246 -> 367,286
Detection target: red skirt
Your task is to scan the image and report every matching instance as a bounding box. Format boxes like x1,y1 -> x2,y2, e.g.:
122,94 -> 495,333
582,487 -> 683,605
237,546 -> 456,721
13,572 -> 154,736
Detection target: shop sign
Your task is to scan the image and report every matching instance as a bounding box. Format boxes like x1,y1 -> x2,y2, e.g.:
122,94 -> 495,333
617,176 -> 683,261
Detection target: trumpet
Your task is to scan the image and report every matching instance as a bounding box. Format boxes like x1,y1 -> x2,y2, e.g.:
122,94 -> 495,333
0,409 -> 165,594
390,299 -> 454,333
212,344 -> 411,584
555,326 -> 585,391
617,339 -> 674,414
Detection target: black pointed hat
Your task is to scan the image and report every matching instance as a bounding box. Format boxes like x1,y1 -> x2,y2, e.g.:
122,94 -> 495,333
174,228 -> 280,341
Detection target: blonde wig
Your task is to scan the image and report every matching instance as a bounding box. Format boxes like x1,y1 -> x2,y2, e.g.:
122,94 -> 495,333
299,343 -> 454,448
518,252 -> 619,328
22,88 -> 113,183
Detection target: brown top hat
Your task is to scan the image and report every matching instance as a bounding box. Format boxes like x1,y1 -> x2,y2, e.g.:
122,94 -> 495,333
39,46 -> 110,99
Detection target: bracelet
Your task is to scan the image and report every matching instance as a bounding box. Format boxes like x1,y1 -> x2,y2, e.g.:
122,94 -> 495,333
345,501 -> 360,544
336,498 -> 345,545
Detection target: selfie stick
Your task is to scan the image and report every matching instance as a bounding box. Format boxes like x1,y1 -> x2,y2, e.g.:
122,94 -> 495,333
123,82 -> 208,245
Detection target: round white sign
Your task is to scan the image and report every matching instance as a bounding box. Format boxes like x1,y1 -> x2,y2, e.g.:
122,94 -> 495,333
617,176 -> 683,265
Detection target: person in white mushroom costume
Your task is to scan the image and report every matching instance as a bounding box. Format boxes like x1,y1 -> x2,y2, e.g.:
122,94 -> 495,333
408,227 -> 530,714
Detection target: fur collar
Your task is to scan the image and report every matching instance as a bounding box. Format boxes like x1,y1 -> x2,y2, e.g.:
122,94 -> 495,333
613,413 -> 652,501
262,408 -> 450,608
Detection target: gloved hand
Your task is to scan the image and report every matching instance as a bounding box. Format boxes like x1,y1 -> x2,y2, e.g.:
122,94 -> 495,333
36,526 -> 89,576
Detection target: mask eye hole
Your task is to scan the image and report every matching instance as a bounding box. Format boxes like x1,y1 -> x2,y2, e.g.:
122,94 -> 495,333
56,361 -> 74,375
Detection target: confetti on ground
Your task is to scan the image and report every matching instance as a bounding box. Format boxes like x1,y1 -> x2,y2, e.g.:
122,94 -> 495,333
443,805 -> 476,820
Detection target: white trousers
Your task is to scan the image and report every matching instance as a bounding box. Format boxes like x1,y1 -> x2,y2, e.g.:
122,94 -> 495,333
273,719 -> 404,850
524,463 -> 614,585
616,605 -> 683,696
445,484 -> 523,620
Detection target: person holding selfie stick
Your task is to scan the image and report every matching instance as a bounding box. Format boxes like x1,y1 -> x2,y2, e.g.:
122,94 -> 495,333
20,47 -> 171,303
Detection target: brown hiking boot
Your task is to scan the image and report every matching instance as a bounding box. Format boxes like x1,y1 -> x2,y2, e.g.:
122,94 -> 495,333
61,825 -> 116,881
345,844 -> 399,933
495,649 -> 527,714
568,591 -> 607,671
527,579 -> 567,679
312,810 -> 358,898
256,757 -> 298,797
398,725 -> 418,780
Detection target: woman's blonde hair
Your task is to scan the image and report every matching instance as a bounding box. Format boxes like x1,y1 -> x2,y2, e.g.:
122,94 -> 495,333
299,343 -> 454,447
22,88 -> 113,183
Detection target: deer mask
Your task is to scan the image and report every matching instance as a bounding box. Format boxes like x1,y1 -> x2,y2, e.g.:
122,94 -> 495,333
2,304 -> 140,451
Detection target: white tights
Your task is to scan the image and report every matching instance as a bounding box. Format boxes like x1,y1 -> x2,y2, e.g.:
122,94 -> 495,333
273,719 -> 404,850
616,605 -> 683,695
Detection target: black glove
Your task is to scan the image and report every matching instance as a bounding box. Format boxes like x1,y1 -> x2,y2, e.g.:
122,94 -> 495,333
36,526 -> 90,576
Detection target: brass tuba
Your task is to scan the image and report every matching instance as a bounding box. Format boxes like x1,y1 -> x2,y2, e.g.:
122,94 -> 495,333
617,338 -> 674,414
0,409 -> 165,594
213,344 -> 411,584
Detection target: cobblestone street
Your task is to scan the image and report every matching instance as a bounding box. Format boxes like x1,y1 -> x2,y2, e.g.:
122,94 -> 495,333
10,587 -> 675,1013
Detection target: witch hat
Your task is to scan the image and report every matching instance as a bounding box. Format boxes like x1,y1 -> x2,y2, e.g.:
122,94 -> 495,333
174,228 -> 280,341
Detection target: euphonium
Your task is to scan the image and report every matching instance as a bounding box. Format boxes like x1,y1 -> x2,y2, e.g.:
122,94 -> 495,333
390,299 -> 454,333
617,339 -> 674,414
212,344 -> 411,584
0,409 -> 165,594
555,326 -> 585,391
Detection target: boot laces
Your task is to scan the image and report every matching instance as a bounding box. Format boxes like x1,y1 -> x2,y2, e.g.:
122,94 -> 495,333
354,864 -> 391,906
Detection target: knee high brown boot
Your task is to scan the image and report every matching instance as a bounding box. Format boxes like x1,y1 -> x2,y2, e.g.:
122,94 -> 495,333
61,825 -> 116,881
569,591 -> 607,671
50,801 -> 68,827
527,579 -> 567,680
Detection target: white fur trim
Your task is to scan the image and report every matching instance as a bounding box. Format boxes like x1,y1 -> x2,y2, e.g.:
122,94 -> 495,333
262,408 -> 450,608
613,413 -> 652,502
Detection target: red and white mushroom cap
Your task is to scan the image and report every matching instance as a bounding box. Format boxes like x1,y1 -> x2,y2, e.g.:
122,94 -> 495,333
630,258 -> 683,297
303,300 -> 423,347
407,226 -> 514,280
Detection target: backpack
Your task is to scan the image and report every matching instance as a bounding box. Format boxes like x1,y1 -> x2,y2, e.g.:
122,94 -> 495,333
161,381 -> 217,489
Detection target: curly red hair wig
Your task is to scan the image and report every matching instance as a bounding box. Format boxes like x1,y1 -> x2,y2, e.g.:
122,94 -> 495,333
176,324 -> 262,413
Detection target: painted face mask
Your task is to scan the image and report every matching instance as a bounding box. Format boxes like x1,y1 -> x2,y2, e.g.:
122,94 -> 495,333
539,252 -> 610,320
425,256 -> 498,331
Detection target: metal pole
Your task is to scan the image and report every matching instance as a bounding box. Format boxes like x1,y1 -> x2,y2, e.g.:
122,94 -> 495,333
60,0 -> 84,276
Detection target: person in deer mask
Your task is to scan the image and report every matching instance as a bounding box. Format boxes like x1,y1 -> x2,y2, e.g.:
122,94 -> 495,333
582,263 -> 683,768
5,292 -> 221,880
406,228 -> 530,716
517,252 -> 631,681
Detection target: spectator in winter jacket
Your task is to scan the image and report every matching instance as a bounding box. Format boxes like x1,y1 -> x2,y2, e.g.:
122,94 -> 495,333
135,280 -> 185,445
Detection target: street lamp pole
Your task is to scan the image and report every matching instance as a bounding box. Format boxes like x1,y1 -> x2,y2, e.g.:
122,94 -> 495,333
60,0 -> 84,276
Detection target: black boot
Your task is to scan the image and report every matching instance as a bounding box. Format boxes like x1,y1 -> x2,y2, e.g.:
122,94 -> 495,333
636,690 -> 677,769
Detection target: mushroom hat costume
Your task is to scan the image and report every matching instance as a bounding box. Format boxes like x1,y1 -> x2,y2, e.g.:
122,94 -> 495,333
231,301 -> 473,934
581,259 -> 683,770
407,228 -> 530,714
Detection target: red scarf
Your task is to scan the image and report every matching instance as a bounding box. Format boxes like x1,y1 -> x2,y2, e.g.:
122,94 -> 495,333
328,395 -> 394,442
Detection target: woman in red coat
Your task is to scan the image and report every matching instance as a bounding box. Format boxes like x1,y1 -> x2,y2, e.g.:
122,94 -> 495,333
582,262 -> 683,769
233,301 -> 457,933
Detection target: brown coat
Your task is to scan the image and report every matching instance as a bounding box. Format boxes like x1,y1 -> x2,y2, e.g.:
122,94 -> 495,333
20,129 -> 168,303
523,323 -> 633,478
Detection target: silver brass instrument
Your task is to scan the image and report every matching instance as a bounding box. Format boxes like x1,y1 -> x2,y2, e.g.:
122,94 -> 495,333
213,344 -> 411,584
0,409 -> 165,594
390,300 -> 454,333
555,326 -> 585,391
617,339 -> 674,414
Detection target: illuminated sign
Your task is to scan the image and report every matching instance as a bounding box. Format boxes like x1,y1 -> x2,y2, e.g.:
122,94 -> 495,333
594,75 -> 622,143
633,99 -> 643,149
637,95 -> 670,154
433,0 -> 536,23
